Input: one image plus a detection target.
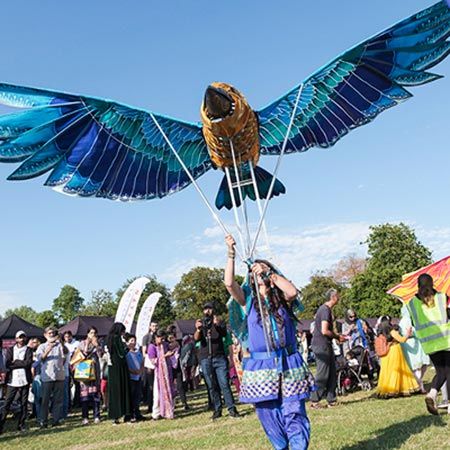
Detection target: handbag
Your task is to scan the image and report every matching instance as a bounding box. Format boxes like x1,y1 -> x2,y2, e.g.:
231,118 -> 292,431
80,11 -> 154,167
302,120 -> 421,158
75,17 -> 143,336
70,348 -> 85,366
74,359 -> 96,381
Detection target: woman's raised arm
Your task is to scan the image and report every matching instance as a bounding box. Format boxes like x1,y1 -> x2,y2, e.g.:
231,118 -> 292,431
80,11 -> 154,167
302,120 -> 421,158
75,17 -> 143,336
224,235 -> 245,306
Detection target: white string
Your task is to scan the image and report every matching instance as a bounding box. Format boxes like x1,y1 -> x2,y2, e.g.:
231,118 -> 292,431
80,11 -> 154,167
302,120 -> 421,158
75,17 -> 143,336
253,272 -> 272,356
150,113 -> 243,261
248,162 -> 272,257
229,139 -> 251,257
224,166 -> 246,258
249,84 -> 304,258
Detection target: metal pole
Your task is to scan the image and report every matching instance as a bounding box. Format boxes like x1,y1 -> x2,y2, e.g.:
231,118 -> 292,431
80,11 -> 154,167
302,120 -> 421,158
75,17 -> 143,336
224,166 -> 246,257
252,272 -> 272,356
150,113 -> 243,261
229,139 -> 252,257
248,162 -> 272,257
249,84 -> 304,258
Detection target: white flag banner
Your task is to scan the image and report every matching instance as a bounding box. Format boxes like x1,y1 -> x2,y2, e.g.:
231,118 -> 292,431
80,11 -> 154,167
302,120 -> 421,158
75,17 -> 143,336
136,292 -> 162,346
115,277 -> 150,332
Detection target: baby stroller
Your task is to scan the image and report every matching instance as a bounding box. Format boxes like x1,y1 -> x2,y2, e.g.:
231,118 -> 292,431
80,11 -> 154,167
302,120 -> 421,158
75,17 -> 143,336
336,344 -> 373,395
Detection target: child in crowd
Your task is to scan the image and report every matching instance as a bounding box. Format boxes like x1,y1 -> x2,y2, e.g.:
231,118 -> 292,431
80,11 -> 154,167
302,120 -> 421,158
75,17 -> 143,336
125,334 -> 145,422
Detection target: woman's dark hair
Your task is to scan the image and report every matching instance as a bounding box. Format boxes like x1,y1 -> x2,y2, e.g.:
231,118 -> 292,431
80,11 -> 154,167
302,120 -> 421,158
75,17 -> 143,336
151,329 -> 167,344
106,322 -> 125,350
377,316 -> 399,342
87,326 -> 98,335
417,273 -> 436,305
125,333 -> 136,342
249,259 -> 297,329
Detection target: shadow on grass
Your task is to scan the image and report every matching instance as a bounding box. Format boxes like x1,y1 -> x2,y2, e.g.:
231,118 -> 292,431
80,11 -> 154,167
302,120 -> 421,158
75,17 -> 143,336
0,422 -> 80,443
339,414 -> 447,450
339,391 -> 423,406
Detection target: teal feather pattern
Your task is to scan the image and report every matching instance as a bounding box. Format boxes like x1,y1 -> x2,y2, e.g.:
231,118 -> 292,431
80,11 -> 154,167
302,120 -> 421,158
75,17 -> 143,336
257,1 -> 450,156
0,1 -> 448,206
0,83 -> 211,200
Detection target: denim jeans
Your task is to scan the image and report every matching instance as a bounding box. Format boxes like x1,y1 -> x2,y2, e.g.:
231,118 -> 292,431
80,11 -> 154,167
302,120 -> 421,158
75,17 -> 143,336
62,376 -> 70,419
31,375 -> 42,421
200,356 -> 235,412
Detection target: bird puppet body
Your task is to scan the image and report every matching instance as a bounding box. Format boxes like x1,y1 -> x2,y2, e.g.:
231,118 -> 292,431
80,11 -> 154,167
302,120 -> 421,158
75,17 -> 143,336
0,1 -> 449,210
201,82 -> 286,209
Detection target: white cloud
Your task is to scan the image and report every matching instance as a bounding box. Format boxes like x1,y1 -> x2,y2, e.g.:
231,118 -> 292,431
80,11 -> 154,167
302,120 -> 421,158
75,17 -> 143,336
160,221 -> 450,290
0,291 -> 22,315
416,225 -> 450,260
159,257 -> 221,285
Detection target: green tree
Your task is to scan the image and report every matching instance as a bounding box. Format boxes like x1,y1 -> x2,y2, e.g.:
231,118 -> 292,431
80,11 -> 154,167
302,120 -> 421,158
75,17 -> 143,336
36,310 -> 57,328
299,273 -> 347,319
52,285 -> 85,324
345,223 -> 432,318
172,267 -> 243,320
115,275 -> 174,329
82,290 -> 118,317
4,305 -> 38,324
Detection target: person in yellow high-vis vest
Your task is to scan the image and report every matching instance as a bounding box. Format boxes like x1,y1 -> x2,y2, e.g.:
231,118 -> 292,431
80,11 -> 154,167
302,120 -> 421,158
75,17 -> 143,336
406,274 -> 450,415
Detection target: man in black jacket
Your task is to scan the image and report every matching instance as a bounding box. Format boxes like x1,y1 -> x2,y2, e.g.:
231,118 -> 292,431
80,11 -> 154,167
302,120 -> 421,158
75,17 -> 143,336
194,302 -> 239,420
0,330 -> 34,433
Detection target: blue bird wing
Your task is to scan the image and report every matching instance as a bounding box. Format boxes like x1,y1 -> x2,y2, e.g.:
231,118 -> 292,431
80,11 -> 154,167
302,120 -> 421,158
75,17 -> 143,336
257,1 -> 450,156
0,84 -> 211,200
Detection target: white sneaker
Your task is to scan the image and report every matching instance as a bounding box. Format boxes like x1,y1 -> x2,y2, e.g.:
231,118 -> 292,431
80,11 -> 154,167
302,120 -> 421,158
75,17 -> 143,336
437,402 -> 448,409
82,418 -> 89,426
94,418 -> 100,424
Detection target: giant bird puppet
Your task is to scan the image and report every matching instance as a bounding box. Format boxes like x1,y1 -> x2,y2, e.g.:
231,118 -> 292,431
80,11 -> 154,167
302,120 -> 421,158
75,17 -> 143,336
0,1 -> 449,211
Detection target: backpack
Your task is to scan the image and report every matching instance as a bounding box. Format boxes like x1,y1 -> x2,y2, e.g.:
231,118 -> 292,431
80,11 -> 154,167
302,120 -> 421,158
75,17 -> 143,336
374,334 -> 390,357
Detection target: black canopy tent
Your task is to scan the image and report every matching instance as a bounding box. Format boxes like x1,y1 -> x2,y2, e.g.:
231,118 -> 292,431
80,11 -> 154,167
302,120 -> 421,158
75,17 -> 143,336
59,316 -> 136,340
0,314 -> 44,348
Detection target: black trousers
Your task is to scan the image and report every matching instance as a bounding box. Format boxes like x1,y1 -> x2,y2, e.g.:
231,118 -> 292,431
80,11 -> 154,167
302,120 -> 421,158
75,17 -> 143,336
310,345 -> 337,404
129,379 -> 143,419
0,384 -> 29,430
174,368 -> 188,407
141,369 -> 154,412
429,350 -> 450,392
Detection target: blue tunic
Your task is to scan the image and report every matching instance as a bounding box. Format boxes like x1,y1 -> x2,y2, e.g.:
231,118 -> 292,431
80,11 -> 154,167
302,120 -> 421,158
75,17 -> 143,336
228,280 -> 314,450
240,298 -> 315,404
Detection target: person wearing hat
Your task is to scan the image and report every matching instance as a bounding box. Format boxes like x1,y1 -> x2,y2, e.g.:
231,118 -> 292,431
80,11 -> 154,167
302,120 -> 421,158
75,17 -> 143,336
0,331 -> 33,434
194,302 -> 239,420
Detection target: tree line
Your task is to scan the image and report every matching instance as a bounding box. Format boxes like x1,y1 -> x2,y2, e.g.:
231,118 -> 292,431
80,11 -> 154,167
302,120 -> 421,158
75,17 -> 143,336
1,223 -> 433,327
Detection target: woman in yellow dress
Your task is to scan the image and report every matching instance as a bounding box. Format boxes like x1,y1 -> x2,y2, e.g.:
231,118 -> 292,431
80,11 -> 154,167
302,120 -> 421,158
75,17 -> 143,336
377,316 -> 420,397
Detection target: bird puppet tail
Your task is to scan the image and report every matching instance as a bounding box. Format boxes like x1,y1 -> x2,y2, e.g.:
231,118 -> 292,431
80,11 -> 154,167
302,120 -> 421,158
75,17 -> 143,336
215,166 -> 286,210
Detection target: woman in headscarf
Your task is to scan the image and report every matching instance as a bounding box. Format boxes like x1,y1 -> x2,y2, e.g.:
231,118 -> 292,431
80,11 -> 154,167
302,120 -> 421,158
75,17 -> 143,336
225,235 -> 315,450
106,322 -> 130,424
148,329 -> 176,419
78,326 -> 102,425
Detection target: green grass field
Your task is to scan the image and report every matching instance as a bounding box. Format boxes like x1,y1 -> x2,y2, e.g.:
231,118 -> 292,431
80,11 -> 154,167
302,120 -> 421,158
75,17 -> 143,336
0,381 -> 448,450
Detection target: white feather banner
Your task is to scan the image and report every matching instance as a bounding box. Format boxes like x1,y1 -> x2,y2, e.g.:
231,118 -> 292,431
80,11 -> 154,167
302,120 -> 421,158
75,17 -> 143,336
115,277 -> 150,332
136,292 -> 162,346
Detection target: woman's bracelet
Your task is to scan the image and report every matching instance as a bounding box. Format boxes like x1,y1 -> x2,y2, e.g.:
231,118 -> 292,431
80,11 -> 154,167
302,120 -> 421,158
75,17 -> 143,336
227,251 -> 235,259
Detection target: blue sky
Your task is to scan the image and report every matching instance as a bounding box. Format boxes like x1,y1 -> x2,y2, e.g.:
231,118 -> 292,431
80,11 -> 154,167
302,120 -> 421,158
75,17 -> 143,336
1,0 -> 449,314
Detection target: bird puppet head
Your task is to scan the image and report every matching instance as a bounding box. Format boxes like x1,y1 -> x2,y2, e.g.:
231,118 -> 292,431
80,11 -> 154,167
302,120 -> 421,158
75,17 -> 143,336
201,82 -> 260,168
201,82 -> 255,137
